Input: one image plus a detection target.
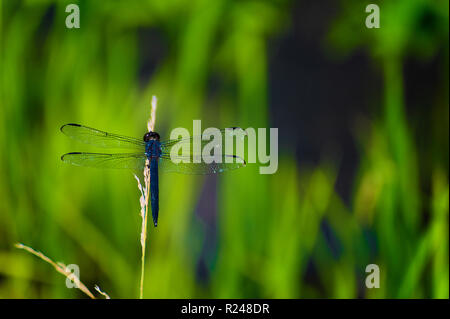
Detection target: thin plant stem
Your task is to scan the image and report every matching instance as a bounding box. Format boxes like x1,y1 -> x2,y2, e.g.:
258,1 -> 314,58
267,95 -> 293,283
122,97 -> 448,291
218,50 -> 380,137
15,243 -> 96,299
139,95 -> 157,299
139,164 -> 150,299
95,285 -> 111,299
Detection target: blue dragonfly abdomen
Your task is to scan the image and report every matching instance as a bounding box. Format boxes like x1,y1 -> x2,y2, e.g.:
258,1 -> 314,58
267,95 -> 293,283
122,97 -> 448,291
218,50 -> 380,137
144,133 -> 162,227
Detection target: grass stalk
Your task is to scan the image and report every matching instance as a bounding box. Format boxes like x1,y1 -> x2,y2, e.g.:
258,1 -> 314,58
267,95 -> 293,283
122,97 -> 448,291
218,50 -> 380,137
138,95 -> 158,299
15,243 -> 97,299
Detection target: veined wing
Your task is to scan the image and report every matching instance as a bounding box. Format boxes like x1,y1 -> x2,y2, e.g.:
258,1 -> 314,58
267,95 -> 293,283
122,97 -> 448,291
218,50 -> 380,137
61,152 -> 147,169
160,127 -> 247,156
61,124 -> 146,150
159,154 -> 246,175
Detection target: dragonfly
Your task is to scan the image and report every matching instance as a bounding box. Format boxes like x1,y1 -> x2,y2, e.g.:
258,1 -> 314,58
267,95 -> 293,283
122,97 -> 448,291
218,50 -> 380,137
60,123 -> 246,227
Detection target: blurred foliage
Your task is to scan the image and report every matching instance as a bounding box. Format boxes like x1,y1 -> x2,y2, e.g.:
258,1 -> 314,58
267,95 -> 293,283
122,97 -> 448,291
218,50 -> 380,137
0,0 -> 448,298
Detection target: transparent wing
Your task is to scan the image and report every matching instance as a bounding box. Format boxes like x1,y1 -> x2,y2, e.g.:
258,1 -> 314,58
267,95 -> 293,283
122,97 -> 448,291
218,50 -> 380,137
160,127 -> 247,156
61,124 -> 145,150
61,152 -> 147,169
159,154 -> 246,175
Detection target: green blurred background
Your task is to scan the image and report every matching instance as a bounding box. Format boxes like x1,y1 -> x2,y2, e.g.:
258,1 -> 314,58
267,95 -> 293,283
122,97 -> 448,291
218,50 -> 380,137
0,0 -> 448,298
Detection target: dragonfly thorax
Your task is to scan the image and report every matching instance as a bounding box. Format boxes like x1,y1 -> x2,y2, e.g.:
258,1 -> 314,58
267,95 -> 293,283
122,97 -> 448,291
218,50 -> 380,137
144,132 -> 161,158
145,139 -> 162,159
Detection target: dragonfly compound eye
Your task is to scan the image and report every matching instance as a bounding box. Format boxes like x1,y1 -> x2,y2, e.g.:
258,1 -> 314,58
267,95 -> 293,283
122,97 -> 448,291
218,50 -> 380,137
143,131 -> 160,141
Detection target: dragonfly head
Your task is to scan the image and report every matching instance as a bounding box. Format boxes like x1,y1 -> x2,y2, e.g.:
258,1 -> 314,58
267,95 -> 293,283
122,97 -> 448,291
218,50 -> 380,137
143,131 -> 160,142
